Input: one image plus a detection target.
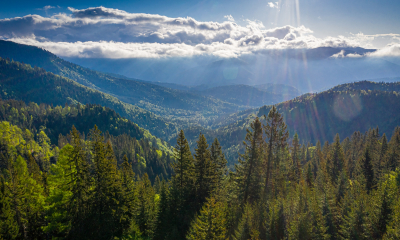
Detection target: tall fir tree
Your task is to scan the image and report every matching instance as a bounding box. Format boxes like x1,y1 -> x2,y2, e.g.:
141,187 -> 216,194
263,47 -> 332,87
194,133 -> 214,210
187,196 -> 226,240
235,117 -> 264,204
326,134 -> 345,184
263,106 -> 289,197
210,138 -> 227,190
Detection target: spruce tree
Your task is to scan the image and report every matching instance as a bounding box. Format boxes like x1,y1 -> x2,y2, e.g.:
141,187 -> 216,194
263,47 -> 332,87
235,117 -> 264,204
169,130 -> 196,239
120,154 -> 138,235
291,133 -> 301,182
210,138 -> 227,190
154,179 -> 170,240
263,106 -> 289,197
326,134 -> 345,184
0,176 -> 19,239
67,126 -> 91,239
187,196 -> 226,240
194,133 -> 213,210
361,146 -> 374,192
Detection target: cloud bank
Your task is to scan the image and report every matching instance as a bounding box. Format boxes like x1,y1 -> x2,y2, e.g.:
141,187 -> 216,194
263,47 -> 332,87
1,6 -> 399,58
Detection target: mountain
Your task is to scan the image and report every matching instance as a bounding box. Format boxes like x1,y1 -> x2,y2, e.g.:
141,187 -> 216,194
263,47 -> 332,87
195,84 -> 299,107
0,57 -> 178,140
64,47 -> 400,92
108,72 -> 302,108
0,40 -> 244,128
179,81 -> 400,164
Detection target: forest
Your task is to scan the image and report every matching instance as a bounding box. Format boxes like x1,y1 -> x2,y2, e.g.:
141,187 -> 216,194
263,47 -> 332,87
1,105 -> 400,239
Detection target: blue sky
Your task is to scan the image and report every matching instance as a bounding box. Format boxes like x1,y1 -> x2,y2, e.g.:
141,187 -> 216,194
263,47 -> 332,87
2,0 -> 400,37
1,0 -> 400,59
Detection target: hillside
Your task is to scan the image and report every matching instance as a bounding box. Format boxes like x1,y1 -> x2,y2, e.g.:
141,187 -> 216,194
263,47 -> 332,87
0,57 -> 178,139
0,40 -> 243,127
108,72 -> 302,108
0,100 -> 173,180
180,81 -> 400,164
196,84 -> 301,107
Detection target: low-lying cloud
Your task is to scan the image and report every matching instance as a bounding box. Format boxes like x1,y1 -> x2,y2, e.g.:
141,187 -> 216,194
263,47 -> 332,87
1,6 -> 399,58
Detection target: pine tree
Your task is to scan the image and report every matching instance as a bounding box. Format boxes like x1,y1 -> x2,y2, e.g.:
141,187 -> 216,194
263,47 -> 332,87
291,133 -> 301,182
379,133 -> 389,175
0,175 -> 19,239
385,128 -> 400,172
168,130 -> 196,239
235,117 -> 264,204
136,173 -> 157,239
187,196 -> 226,240
87,126 -> 125,239
210,138 -> 227,190
263,106 -> 289,197
194,133 -> 214,210
234,203 -> 259,240
361,146 -> 374,192
120,154 -> 139,236
326,134 -> 345,184
154,179 -> 170,240
67,126 -> 91,239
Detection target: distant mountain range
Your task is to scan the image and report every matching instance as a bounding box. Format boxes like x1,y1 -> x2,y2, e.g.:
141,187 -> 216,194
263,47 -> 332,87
64,47 -> 400,92
0,40 -> 302,129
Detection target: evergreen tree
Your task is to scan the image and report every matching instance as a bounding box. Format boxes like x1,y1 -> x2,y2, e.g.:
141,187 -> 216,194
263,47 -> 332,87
136,173 -> 157,239
194,133 -> 214,210
361,146 -> 374,192
326,134 -> 345,184
168,130 -> 196,239
154,179 -> 170,240
0,176 -> 19,239
263,106 -> 289,197
187,196 -> 226,240
120,154 -> 139,237
291,133 -> 301,182
67,126 -> 91,239
235,117 -> 264,204
87,126 -> 125,239
210,138 -> 227,190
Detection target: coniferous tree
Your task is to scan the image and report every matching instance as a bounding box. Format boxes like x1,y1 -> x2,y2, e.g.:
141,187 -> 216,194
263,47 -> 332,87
168,130 -> 196,239
384,128 -> 400,172
326,134 -> 345,184
291,133 -> 301,182
361,146 -> 375,192
120,154 -> 139,237
263,106 -> 289,197
194,133 -> 213,210
67,126 -> 91,239
0,175 -> 19,239
136,173 -> 157,239
210,138 -> 227,190
187,196 -> 226,240
235,117 -> 264,204
154,179 -> 170,240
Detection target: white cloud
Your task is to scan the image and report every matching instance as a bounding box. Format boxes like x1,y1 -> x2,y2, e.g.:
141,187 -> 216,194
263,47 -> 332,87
224,15 -> 235,22
0,6 -> 399,59
36,5 -> 56,11
368,44 -> 400,57
267,2 -> 279,9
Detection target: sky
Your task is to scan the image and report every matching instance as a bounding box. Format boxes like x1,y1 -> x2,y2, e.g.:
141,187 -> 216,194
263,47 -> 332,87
1,0 -> 400,59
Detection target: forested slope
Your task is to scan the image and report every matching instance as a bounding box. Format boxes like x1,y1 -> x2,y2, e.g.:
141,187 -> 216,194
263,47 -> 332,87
180,82 -> 400,165
0,57 -> 178,139
0,40 -> 244,126
2,105 -> 400,239
0,100 -> 174,181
